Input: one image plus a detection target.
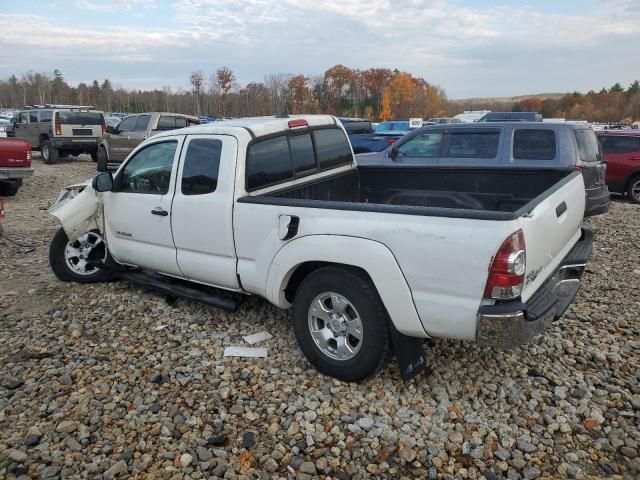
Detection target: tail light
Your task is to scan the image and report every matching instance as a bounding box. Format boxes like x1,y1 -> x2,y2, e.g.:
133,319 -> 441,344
102,123 -> 106,134
25,142 -> 32,166
54,113 -> 61,136
484,230 -> 526,300
387,139 -> 396,145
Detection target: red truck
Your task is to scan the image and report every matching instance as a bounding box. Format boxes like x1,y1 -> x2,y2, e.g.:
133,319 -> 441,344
0,138 -> 33,196
597,131 -> 640,204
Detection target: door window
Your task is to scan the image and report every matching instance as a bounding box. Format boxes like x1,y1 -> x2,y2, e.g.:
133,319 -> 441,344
40,111 -> 52,123
134,115 -> 151,132
119,141 -> 178,194
396,132 -> 443,158
181,139 -> 223,195
118,116 -> 137,133
29,111 -> 39,123
157,116 -> 176,130
18,112 -> 28,124
446,132 -> 500,158
513,130 -> 556,160
574,129 -> 602,163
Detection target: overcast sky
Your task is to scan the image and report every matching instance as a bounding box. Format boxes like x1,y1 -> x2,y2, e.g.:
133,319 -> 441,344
1,0 -> 639,99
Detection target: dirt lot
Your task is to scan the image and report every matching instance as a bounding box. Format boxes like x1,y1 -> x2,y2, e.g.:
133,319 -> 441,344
1,156 -> 639,479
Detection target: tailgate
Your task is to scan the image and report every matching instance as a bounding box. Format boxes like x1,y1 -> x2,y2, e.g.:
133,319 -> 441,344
519,171 -> 585,302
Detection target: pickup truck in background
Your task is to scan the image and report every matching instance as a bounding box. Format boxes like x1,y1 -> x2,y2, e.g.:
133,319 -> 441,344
48,115 -> 592,381
358,122 -> 610,217
0,138 -> 33,196
340,119 -> 411,153
97,112 -> 200,172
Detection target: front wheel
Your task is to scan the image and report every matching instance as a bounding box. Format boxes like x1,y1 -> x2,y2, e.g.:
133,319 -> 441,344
292,266 -> 390,381
49,227 -> 113,283
627,175 -> 640,204
96,146 -> 109,172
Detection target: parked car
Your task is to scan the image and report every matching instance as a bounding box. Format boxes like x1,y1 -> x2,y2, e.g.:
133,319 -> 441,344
0,116 -> 11,137
343,120 -> 412,154
597,130 -> 640,203
478,112 -> 542,122
0,138 -> 33,196
357,122 -> 609,217
48,115 -> 592,381
97,112 -> 200,171
10,105 -> 105,164
425,117 -> 463,125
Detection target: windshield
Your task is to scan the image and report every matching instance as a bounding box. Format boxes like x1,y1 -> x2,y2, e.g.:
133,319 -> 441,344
56,111 -> 104,125
374,121 -> 410,133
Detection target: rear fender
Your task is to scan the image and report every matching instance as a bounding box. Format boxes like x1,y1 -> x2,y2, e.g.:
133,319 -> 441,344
267,235 -> 428,338
48,182 -> 103,242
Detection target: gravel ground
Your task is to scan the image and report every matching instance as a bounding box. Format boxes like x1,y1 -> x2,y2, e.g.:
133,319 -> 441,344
1,156 -> 639,480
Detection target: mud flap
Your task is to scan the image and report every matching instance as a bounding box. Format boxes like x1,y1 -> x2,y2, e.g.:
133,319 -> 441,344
388,321 -> 428,380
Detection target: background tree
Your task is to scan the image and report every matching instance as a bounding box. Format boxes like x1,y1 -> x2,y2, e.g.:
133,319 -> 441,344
190,71 -> 204,115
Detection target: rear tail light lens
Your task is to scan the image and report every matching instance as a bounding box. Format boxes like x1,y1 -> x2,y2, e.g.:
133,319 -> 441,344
484,230 -> 526,300
102,123 -> 106,134
25,143 -> 32,165
387,139 -> 396,145
288,119 -> 308,129
55,122 -> 61,136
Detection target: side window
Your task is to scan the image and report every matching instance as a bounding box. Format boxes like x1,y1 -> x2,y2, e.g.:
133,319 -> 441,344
118,116 -> 137,132
246,135 -> 292,190
119,141 -> 178,195
513,130 -> 556,160
40,111 -> 52,123
446,132 -> 500,158
157,116 -> 176,130
135,115 -> 151,132
29,111 -> 39,123
176,117 -> 188,128
396,132 -> 443,158
601,136 -> 640,154
181,139 -> 222,195
18,112 -> 28,124
313,128 -> 352,168
574,129 -> 601,163
289,133 -> 316,173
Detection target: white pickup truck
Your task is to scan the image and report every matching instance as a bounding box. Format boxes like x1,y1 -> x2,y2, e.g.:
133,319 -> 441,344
48,115 -> 593,381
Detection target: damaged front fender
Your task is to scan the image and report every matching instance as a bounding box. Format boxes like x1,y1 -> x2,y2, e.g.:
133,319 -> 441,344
49,180 -> 103,242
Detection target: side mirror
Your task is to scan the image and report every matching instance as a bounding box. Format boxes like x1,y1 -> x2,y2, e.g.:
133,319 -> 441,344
107,126 -> 117,134
92,172 -> 113,192
389,146 -> 399,160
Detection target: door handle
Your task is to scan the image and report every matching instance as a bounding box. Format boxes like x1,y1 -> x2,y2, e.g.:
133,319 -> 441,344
151,207 -> 168,216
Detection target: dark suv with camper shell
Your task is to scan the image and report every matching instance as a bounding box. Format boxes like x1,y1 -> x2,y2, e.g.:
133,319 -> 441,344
357,122 -> 609,217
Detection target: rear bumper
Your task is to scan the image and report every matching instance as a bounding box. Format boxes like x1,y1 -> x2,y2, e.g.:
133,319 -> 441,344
51,137 -> 99,152
476,228 -> 593,348
584,185 -> 610,217
0,167 -> 34,180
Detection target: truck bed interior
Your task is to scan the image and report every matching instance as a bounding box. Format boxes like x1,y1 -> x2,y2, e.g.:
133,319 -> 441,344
241,166 -> 576,220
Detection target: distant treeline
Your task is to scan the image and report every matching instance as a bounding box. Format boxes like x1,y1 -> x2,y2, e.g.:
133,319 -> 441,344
1,68 -> 637,122
0,66 -> 447,121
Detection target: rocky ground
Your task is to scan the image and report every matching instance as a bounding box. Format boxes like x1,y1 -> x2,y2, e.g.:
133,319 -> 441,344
1,156 -> 639,480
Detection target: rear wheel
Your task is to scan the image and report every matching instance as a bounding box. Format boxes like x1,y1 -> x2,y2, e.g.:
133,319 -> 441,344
97,146 -> 109,172
49,227 -> 113,283
627,175 -> 640,204
0,181 -> 20,196
292,266 -> 390,381
41,140 -> 59,164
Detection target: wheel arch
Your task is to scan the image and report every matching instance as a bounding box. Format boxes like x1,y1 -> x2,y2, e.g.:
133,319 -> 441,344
267,235 -> 428,338
625,171 -> 640,192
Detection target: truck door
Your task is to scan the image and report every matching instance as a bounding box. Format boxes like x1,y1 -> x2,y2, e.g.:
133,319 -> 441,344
110,116 -> 137,161
170,134 -> 240,290
13,112 -> 29,142
127,114 -> 152,151
102,137 -> 183,276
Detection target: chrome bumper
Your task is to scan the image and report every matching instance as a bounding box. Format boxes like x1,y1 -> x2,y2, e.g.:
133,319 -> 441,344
476,228 -> 592,349
0,167 -> 33,180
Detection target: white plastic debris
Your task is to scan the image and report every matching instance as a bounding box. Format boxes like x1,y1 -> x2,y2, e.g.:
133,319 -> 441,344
242,331 -> 273,344
223,347 -> 268,358
154,325 -> 168,331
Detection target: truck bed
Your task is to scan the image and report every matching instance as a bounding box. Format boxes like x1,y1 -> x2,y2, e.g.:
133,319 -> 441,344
240,166 -> 577,221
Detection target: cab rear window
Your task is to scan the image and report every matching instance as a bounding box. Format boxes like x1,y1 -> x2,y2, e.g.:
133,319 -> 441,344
56,111 -> 104,125
246,127 -> 352,191
513,130 -> 556,160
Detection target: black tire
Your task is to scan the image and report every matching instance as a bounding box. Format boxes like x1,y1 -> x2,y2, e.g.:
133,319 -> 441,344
90,151 -> 98,162
627,175 -> 640,204
41,140 -> 59,165
292,266 -> 390,382
49,227 -> 113,283
0,181 -> 20,196
97,146 -> 109,172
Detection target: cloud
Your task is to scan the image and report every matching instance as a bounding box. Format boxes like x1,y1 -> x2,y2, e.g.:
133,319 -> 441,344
0,1 -> 639,97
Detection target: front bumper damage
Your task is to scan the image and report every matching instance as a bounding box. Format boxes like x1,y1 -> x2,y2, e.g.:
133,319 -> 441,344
476,228 -> 593,348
